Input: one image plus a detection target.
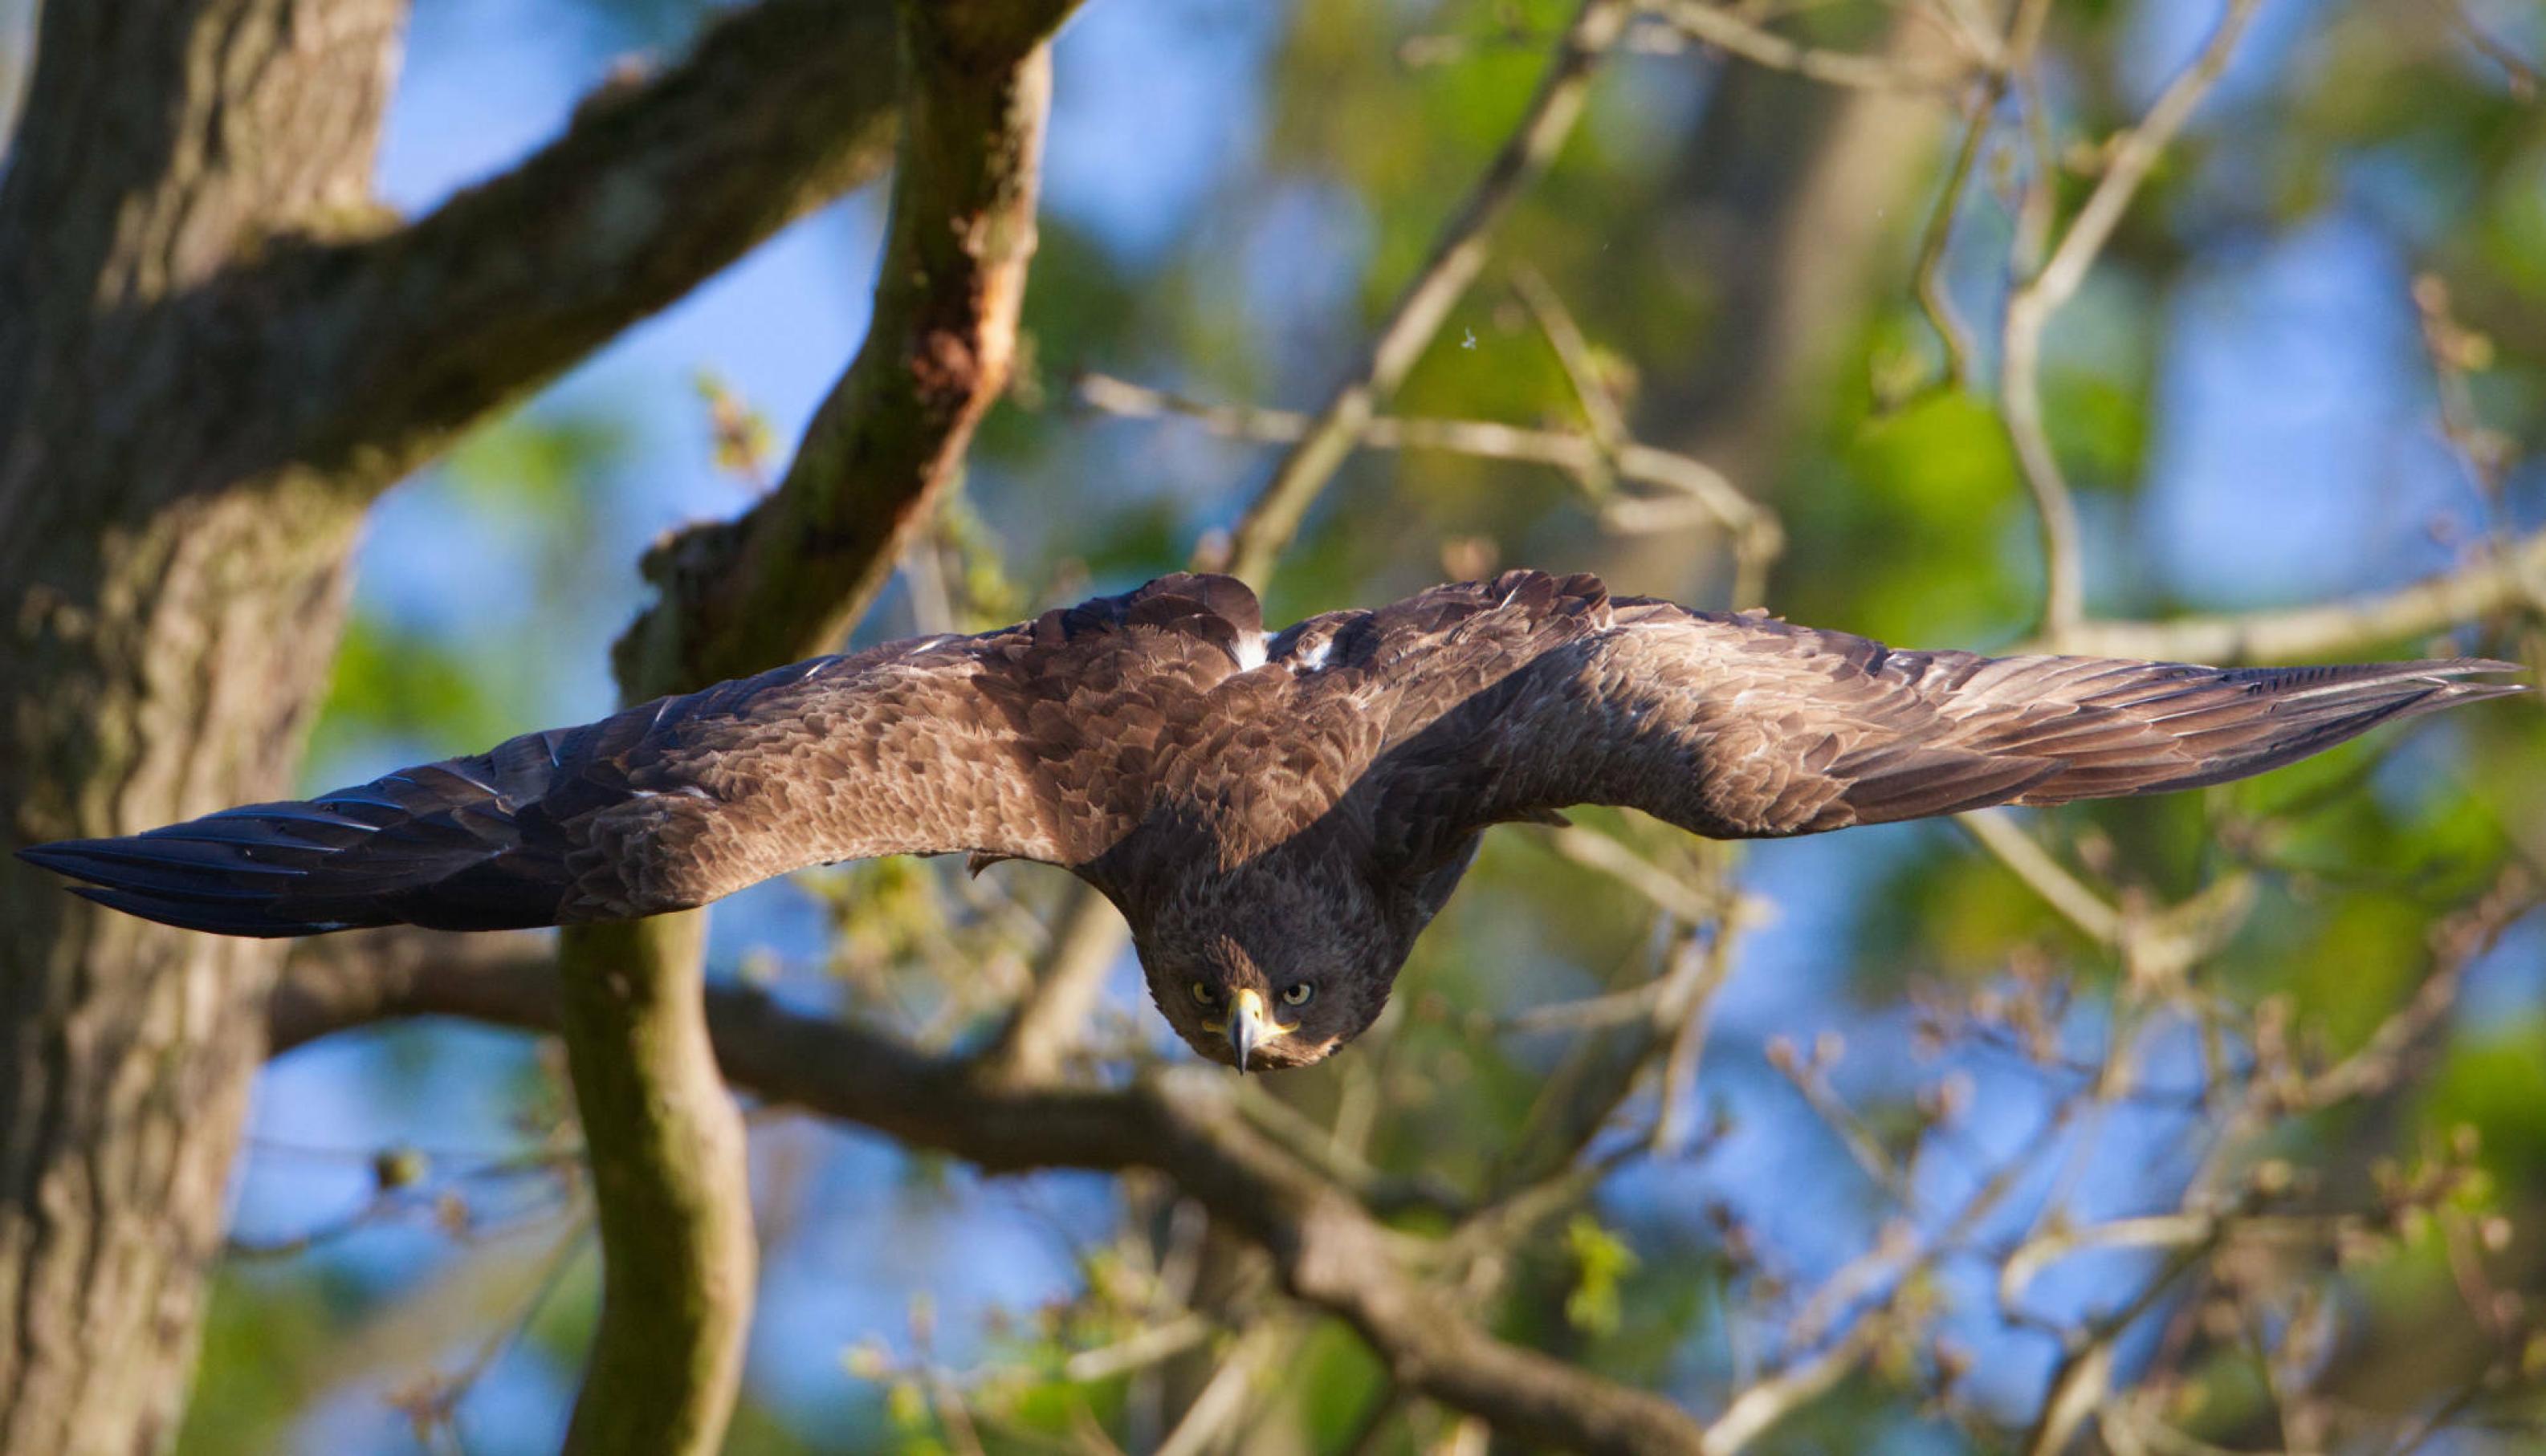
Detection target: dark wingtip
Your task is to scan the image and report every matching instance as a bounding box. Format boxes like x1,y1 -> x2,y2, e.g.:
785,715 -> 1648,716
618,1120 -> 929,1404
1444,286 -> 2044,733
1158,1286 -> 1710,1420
63,885 -> 337,937
16,840 -> 88,876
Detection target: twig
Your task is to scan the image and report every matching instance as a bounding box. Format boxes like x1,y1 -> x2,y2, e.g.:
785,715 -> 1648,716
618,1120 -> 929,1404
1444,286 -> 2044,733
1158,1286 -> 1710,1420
1999,0 -> 2267,636
1545,825 -> 1728,927
1151,1319 -> 1293,1456
1509,263 -> 1631,456
1908,0 -> 2053,390
1080,374 -> 1776,561
2271,863 -> 2539,1114
980,885 -> 1132,1084
2041,527 -> 2546,662
1956,809 -> 2122,943
2456,3 -> 2542,101
1222,0 -> 1635,586
1783,1064 -> 1910,1204
2022,1237 -> 2222,1456
1910,87 -> 1995,392
1061,1312 -> 1217,1384
1699,1314 -> 1889,1455
1648,0 -> 1977,93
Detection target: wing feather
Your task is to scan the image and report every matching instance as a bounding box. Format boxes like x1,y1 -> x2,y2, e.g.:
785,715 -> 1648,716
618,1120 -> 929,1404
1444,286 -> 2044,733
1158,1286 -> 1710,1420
19,574 -> 1266,937
1310,572 -> 2521,852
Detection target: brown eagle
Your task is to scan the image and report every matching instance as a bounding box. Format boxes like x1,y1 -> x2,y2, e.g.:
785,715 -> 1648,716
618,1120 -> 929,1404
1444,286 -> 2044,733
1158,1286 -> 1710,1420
18,571 -> 2521,1072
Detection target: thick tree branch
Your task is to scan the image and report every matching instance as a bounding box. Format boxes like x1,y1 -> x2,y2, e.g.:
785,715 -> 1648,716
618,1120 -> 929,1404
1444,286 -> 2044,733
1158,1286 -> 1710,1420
546,3 -> 1072,1450
274,0 -> 904,489
554,913 -> 752,1456
613,2 -> 1062,690
267,934 -> 1717,1456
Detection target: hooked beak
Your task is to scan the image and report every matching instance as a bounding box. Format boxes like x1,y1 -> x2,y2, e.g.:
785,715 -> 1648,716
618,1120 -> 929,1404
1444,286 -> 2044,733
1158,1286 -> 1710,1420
1224,988 -> 1294,1074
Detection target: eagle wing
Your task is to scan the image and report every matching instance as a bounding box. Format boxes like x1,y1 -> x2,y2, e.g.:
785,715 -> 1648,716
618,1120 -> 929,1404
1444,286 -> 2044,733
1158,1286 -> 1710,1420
19,574 -> 1267,936
1298,571 -> 2520,860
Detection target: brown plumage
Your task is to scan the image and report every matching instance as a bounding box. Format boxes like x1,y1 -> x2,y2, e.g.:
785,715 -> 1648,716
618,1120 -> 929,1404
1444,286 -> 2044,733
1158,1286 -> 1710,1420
19,571 -> 2523,1071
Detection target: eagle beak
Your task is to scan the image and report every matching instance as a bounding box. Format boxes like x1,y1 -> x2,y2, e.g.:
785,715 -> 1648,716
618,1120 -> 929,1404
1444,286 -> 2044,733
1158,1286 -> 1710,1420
1225,988 -> 1293,1074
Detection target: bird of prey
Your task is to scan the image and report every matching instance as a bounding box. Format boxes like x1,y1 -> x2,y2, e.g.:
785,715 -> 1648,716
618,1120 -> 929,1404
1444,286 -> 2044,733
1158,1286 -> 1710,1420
19,570 -> 2522,1072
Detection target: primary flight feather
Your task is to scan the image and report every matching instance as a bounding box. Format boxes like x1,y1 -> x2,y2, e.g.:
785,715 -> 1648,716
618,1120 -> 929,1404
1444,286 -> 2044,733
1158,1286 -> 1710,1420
19,570 -> 2520,1071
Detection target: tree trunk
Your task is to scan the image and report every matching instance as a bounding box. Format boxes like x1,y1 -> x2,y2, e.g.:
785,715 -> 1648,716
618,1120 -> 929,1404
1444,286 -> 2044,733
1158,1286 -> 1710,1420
0,2 -> 400,1450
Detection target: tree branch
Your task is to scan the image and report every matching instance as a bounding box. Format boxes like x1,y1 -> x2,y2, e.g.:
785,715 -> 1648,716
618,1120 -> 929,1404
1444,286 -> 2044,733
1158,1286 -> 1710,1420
1221,0 -> 1634,588
2038,526 -> 2546,663
612,2 -> 1061,689
267,935 -> 1717,1456
1648,0 -> 1978,93
1078,373 -> 1778,564
1999,0 -> 2264,637
555,913 -> 753,1456
543,3 -> 1073,1449
276,0 -> 906,490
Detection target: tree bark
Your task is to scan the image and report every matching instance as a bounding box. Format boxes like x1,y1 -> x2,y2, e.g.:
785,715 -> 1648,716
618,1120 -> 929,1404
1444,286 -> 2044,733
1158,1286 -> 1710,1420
0,5 -> 399,1450
0,2 -> 908,1450
552,5 -> 1065,1446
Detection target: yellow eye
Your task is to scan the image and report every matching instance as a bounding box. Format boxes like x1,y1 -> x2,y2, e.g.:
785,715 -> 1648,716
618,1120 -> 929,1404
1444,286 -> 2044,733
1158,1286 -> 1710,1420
1281,982 -> 1315,1007
1190,982 -> 1220,1006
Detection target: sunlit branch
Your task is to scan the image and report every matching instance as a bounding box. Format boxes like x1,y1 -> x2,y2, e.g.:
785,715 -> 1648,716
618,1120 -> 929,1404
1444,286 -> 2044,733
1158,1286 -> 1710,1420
2039,526 -> 2546,663
977,881 -> 1134,1084
266,942 -> 1724,1456
1909,0 -> 2053,392
1999,0 -> 2266,637
1511,264 -> 1631,456
555,4 -> 1079,1451
283,0 -> 904,492
1078,374 -> 1780,575
614,2 -> 1071,693
1647,0 -> 1978,93
1221,0 -> 1636,588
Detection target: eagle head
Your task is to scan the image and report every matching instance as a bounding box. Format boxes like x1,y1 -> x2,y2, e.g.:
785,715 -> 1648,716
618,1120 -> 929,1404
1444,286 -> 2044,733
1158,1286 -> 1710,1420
1132,860 -> 1402,1073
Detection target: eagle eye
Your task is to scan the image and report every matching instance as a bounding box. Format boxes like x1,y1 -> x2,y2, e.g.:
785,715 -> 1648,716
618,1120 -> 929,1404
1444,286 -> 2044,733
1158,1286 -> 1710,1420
1189,981 -> 1220,1007
1281,982 -> 1315,1007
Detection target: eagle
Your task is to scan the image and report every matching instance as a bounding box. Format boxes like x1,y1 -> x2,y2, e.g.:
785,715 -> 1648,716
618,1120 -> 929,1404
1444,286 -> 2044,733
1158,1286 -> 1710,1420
18,570 -> 2522,1072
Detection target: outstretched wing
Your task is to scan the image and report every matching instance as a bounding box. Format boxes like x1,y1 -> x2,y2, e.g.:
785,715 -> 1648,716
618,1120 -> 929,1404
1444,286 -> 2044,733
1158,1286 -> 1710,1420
1304,571 -> 2522,858
19,574 -> 1269,937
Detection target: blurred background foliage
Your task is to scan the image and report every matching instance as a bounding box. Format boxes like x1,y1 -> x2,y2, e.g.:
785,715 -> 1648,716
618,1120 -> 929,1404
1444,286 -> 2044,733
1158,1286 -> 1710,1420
2,0 -> 2534,1448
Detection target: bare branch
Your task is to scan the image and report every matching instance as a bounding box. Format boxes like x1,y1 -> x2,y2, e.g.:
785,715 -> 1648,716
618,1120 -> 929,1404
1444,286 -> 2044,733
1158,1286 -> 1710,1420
555,913 -> 754,1456
279,0 -> 904,490
615,1 -> 1068,691
1221,0 -> 1636,587
1077,374 -> 1778,565
1956,809 -> 2121,944
267,946 -> 1720,1456
552,4 -> 1076,1449
1510,264 -> 1631,456
2040,527 -> 2546,663
1909,0 -> 2055,392
1648,0 -> 1978,93
2000,0 -> 2266,636
2455,4 -> 2542,100
978,883 -> 1133,1084
1699,1316 -> 1888,1455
